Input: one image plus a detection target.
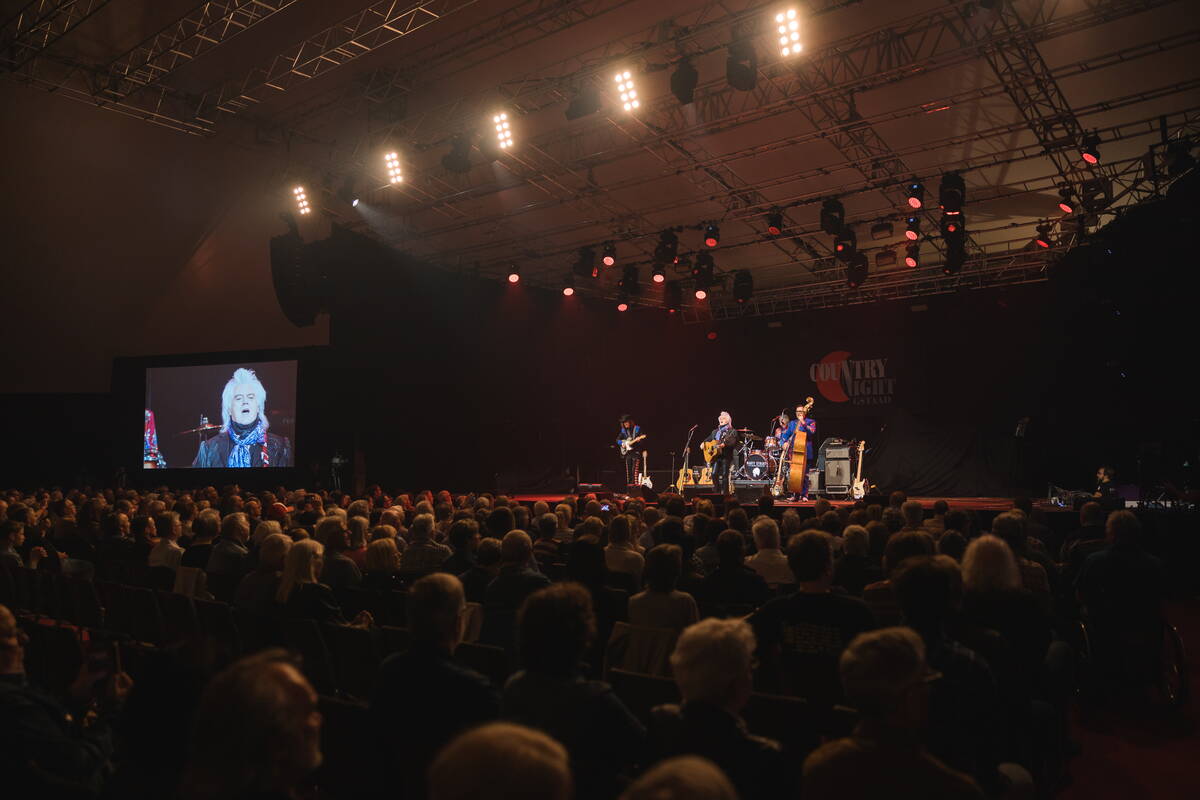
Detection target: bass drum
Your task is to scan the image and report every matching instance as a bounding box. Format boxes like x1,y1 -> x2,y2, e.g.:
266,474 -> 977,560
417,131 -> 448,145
742,451 -> 777,481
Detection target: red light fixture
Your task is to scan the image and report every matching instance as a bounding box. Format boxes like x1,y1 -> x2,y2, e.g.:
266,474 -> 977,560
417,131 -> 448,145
704,223 -> 720,248
904,244 -> 919,268
617,301 -> 629,312
563,286 -> 575,296
905,180 -> 924,209
1034,223 -> 1052,248
766,209 -> 783,236
1080,133 -> 1101,165
694,288 -> 708,300
601,241 -> 616,267
905,216 -> 920,241
507,265 -> 520,283
1057,186 -> 1074,215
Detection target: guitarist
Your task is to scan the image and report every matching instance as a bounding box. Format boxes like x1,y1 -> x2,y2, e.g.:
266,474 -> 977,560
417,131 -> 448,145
779,401 -> 817,500
617,414 -> 643,486
704,411 -> 739,494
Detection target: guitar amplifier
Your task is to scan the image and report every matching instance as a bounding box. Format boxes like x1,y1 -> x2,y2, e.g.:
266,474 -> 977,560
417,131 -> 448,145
824,455 -> 851,497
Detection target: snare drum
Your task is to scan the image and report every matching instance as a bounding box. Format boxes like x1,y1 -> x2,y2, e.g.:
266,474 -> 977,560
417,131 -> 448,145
764,436 -> 779,451
743,451 -> 778,480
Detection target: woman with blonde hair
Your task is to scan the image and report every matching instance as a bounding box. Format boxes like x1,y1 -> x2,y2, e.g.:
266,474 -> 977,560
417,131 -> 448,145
277,539 -> 372,626
363,537 -> 403,592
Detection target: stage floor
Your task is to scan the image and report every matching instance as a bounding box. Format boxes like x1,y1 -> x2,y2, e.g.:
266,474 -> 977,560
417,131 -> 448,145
511,494 -> 1040,513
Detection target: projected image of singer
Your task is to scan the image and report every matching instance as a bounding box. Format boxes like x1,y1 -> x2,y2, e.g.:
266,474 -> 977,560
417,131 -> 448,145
192,368 -> 293,468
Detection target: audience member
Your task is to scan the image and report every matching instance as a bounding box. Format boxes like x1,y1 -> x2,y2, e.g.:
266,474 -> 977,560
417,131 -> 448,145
234,533 -> 292,613
990,513 -> 1050,599
374,574 -> 499,798
181,509 -> 219,569
532,513 -> 563,564
180,650 -> 322,800
648,618 -> 786,800
277,539 -> 371,626
429,722 -> 571,800
749,531 -> 875,703
362,537 -> 404,591
802,627 -> 983,799
697,530 -> 769,609
861,530 -> 935,627
401,513 -> 452,573
900,500 -> 925,532
206,511 -> 250,577
460,536 -> 503,605
744,517 -> 794,588
924,499 -> 950,537
0,520 -> 42,569
605,515 -> 645,588
503,583 -> 645,800
620,756 -> 738,800
832,524 -> 874,596
628,545 -> 699,632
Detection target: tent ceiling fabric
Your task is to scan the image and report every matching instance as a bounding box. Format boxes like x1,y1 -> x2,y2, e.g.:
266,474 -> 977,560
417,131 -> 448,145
2,0 -> 1199,325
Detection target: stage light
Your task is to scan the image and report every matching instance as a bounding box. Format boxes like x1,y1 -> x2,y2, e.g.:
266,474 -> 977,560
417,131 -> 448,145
614,70 -> 640,112
704,223 -> 720,248
1080,132 -> 1101,165
566,85 -> 601,120
671,59 -> 699,105
602,241 -> 616,267
664,281 -> 682,313
833,226 -> 857,263
904,179 -> 925,209
654,230 -> 679,265
651,264 -> 665,283
493,113 -> 514,150
726,39 -> 757,91
562,274 -> 575,296
1057,186 -> 1074,214
694,287 -> 708,300
939,172 -> 965,214
1034,222 -> 1052,248
904,243 -> 919,267
1080,177 -> 1112,213
619,265 -> 640,295
385,151 -> 403,183
875,249 -> 897,268
292,186 -> 311,215
692,250 -> 715,278
507,265 -> 520,284
442,138 -> 472,174
940,214 -> 965,243
870,222 -> 893,241
766,208 -> 783,236
1165,138 -> 1196,176
820,198 -> 844,235
846,252 -> 868,288
576,246 -> 597,278
775,8 -> 801,57
943,247 -> 966,275
617,300 -> 629,312
733,270 -> 753,303
904,215 -> 920,241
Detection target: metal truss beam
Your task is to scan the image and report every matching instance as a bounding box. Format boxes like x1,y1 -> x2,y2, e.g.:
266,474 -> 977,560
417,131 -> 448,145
0,0 -> 113,71
367,0 -> 1177,223
193,0 -> 480,124
101,1 -> 302,101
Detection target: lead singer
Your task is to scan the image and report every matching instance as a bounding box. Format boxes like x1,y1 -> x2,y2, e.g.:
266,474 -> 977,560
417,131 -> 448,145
192,368 -> 293,468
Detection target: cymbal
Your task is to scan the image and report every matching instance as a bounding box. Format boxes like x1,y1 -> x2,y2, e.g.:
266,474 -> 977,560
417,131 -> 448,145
177,424 -> 220,435
735,428 -> 756,432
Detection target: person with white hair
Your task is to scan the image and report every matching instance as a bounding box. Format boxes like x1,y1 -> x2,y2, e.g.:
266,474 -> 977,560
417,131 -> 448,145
648,618 -> 787,800
192,367 -> 292,467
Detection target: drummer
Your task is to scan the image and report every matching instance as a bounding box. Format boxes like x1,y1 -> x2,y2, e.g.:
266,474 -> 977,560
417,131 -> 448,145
767,408 -> 790,450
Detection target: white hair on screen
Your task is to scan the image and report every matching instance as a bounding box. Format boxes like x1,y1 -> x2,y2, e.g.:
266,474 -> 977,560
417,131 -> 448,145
221,367 -> 268,432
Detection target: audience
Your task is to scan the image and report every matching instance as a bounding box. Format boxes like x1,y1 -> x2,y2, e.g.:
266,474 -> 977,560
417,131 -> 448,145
374,573 -> 499,798
234,532 -> 292,613
604,515 -> 645,589
831,523 -> 874,596
744,516 -> 794,588
749,531 -> 875,703
180,650 -> 322,800
277,539 -> 371,626
628,544 -> 699,632
181,509 -> 219,569
361,537 -> 404,591
802,627 -> 984,798
620,755 -> 738,800
486,531 -> 552,619
460,536 -> 503,604
429,722 -> 572,800
503,583 -> 645,800
444,517 -> 482,575
697,529 -> 770,609
649,618 -> 787,800
206,511 -> 250,577
401,512 -> 452,573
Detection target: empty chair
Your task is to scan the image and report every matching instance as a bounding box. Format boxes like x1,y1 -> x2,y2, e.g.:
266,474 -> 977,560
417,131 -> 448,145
322,623 -> 380,700
607,668 -> 681,725
282,617 -> 337,695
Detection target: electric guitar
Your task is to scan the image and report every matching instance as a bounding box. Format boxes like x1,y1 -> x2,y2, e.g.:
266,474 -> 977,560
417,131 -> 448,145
638,450 -> 654,489
850,440 -> 868,500
619,434 -> 646,456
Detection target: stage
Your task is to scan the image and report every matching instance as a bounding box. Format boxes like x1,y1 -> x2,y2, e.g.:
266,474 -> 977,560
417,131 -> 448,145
511,494 -> 1053,514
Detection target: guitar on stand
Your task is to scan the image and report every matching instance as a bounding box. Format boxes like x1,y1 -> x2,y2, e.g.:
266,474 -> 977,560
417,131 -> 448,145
638,450 -> 653,489
850,440 -> 868,500
675,447 -> 694,491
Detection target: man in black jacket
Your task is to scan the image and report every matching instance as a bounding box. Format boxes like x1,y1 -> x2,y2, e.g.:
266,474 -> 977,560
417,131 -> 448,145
192,367 -> 292,468
704,411 -> 739,494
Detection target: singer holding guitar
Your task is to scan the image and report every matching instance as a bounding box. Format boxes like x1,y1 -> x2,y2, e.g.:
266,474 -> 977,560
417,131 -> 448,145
617,414 -> 646,486
703,411 -> 739,494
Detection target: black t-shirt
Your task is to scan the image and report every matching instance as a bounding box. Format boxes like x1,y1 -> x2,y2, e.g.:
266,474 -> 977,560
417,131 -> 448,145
749,591 -> 875,703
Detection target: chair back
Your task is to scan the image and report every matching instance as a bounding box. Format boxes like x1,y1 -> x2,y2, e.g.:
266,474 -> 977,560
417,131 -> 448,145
607,668 -> 681,725
604,622 -> 678,679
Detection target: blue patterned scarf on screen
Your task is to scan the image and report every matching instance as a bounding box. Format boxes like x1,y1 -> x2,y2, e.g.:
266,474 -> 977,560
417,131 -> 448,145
227,420 -> 267,468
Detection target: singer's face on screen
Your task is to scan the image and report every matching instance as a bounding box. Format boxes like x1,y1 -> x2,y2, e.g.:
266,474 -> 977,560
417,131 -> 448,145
231,384 -> 261,425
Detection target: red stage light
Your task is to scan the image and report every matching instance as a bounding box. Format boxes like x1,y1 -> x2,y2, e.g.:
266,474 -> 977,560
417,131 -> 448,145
694,288 -> 707,300
652,272 -> 665,283
602,255 -> 615,266
706,331 -> 718,341
905,230 -> 918,241
507,272 -> 520,283
617,301 -> 628,312
704,236 -> 717,247
1035,238 -> 1050,248
1081,151 -> 1098,165
562,287 -> 574,296
908,197 -> 922,209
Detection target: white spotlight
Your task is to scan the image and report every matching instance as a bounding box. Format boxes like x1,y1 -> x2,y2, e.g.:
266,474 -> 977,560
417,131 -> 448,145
293,186 -> 311,215
384,151 -> 403,184
493,112 -> 514,150
777,8 -> 801,57
614,70 -> 640,112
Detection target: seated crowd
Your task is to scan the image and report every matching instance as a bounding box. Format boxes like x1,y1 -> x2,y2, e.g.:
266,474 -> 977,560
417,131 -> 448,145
0,485 -> 1172,799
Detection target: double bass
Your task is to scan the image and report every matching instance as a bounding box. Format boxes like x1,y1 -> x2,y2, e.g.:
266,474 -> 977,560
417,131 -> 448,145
773,396 -> 814,497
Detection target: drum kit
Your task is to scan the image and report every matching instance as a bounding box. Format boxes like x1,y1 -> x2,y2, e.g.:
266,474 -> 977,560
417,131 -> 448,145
731,428 -> 779,482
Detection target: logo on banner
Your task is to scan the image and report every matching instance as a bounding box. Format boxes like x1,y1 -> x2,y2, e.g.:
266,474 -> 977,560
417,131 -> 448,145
810,350 -> 895,406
